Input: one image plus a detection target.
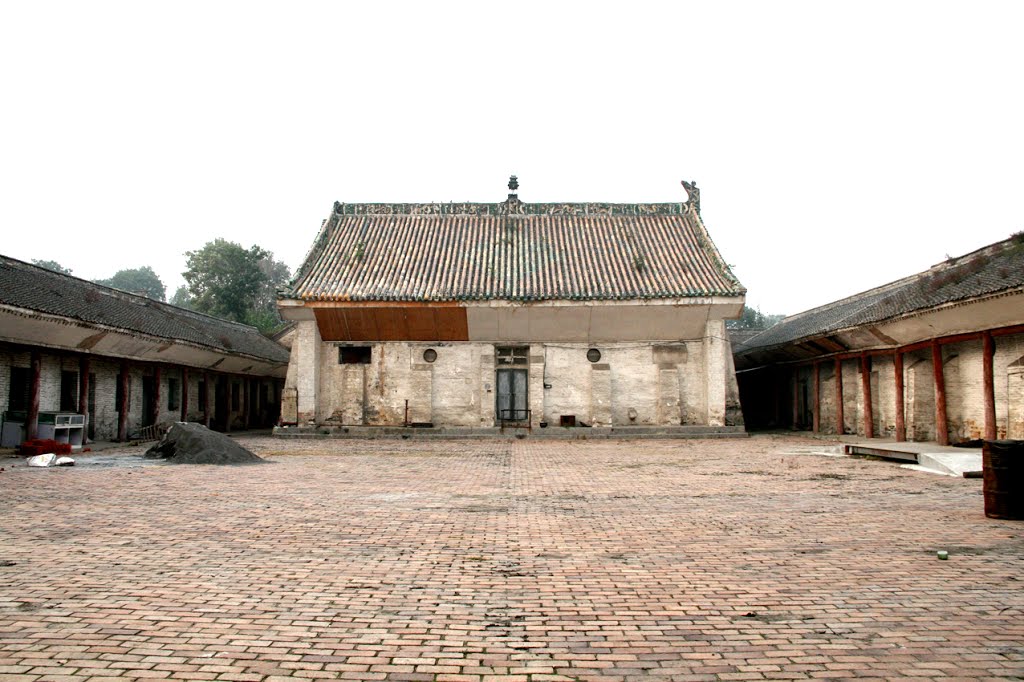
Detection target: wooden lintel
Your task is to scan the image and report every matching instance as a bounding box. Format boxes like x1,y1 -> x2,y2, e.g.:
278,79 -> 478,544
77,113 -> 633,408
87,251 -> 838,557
784,322 -> 1024,366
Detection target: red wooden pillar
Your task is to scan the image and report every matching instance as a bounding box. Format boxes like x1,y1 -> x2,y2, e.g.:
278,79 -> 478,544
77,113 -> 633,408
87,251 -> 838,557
773,368 -> 784,427
78,356 -> 91,443
151,366 -> 162,427
791,369 -> 799,430
181,367 -> 190,422
224,377 -> 232,434
26,350 -> 42,441
894,351 -> 905,442
242,377 -> 250,430
834,358 -> 844,435
117,361 -> 130,442
860,353 -> 874,438
932,341 -> 948,446
203,372 -> 211,429
983,332 -> 996,440
812,362 -> 821,434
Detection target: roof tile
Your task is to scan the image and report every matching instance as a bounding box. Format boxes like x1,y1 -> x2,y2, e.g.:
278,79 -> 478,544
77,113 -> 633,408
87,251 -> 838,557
288,202 -> 744,302
0,256 -> 289,364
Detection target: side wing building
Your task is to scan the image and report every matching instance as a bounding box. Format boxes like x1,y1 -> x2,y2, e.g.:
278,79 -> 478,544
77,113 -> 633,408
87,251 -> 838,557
735,236 -> 1024,443
0,256 -> 289,446
277,181 -> 746,433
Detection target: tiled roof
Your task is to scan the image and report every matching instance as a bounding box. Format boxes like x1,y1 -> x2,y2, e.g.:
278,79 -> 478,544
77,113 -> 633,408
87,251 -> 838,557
0,255 -> 290,364
740,236 -> 1024,353
288,199 -> 744,302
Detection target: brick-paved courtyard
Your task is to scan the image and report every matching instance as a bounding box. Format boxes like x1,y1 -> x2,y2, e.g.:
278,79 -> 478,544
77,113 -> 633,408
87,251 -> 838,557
1,434 -> 1022,681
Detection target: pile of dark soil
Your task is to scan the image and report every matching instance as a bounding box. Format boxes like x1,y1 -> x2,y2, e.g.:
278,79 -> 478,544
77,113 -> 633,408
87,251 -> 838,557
144,423 -> 264,465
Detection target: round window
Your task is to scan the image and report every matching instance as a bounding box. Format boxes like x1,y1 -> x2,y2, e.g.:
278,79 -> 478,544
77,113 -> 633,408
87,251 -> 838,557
586,348 -> 601,363
423,348 -> 438,363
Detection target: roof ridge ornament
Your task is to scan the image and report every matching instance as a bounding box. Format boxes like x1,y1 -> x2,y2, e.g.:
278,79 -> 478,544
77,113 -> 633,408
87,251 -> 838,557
502,174 -> 525,215
681,179 -> 701,215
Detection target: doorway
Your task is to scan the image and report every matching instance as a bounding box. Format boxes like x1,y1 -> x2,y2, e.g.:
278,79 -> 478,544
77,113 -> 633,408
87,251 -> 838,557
496,368 -> 529,423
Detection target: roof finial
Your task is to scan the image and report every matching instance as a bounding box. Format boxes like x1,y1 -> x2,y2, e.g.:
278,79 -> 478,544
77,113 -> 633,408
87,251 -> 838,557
508,174 -> 519,192
680,179 -> 700,215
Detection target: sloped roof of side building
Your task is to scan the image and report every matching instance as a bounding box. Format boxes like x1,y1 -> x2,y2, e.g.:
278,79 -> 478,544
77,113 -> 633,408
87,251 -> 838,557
0,255 -> 290,364
738,234 -> 1024,355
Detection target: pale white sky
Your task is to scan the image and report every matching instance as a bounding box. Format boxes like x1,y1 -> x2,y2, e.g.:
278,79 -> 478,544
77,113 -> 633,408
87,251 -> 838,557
2,1 -> 1021,315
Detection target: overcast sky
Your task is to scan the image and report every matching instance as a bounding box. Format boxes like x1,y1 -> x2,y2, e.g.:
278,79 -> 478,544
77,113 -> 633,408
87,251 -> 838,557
2,1 -> 1021,316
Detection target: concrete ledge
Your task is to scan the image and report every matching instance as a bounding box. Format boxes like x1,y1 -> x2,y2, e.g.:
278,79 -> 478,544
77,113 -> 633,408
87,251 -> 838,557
843,440 -> 983,477
273,425 -> 748,440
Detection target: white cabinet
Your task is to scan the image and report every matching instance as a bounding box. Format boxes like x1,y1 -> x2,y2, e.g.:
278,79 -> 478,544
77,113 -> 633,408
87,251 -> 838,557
1,412 -> 85,449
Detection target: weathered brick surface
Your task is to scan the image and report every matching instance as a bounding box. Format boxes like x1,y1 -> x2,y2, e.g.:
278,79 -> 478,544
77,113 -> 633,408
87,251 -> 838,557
1,435 -> 1022,681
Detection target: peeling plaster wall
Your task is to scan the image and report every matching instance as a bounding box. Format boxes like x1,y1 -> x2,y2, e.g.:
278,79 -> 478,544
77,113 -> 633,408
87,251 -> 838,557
1003,335 -> 1024,438
297,339 -> 739,428
872,356 -> 896,438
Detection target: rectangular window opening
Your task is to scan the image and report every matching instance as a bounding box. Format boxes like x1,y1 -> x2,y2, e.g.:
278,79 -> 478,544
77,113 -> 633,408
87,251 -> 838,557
60,371 -> 79,412
167,378 -> 180,411
8,367 -> 31,413
495,346 -> 529,366
339,346 -> 372,364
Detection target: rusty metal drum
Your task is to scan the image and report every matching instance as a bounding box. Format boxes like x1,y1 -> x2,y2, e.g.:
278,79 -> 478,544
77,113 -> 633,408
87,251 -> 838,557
983,440 -> 1024,520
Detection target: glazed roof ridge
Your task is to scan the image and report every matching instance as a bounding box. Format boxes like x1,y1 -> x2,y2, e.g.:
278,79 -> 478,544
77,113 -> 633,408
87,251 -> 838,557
331,198 -> 690,217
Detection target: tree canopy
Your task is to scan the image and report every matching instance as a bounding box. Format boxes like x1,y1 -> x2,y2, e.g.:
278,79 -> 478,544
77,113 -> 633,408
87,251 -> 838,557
95,266 -> 166,301
169,286 -> 193,309
727,305 -> 785,330
181,239 -> 290,334
32,259 -> 72,275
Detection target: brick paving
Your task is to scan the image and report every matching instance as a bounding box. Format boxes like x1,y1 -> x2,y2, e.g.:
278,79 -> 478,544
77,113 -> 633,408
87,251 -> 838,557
1,434 -> 1022,681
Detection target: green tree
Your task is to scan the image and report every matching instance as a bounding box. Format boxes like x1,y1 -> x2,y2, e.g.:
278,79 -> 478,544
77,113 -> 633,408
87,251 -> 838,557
170,286 -> 193,309
95,266 -> 166,300
181,239 -> 290,333
32,259 -> 72,275
727,305 -> 785,330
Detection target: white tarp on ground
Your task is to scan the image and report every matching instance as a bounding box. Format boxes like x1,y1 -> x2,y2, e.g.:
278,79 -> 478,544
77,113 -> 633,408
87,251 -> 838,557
26,454 -> 75,467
